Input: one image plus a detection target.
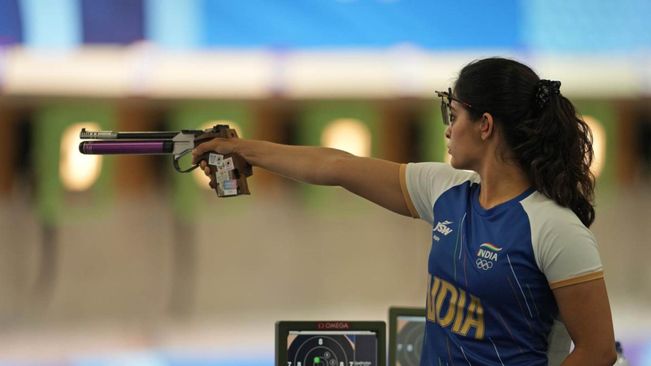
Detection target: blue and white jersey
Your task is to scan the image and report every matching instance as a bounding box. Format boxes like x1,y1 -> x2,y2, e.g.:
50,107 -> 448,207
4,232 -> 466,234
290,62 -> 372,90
399,163 -> 604,366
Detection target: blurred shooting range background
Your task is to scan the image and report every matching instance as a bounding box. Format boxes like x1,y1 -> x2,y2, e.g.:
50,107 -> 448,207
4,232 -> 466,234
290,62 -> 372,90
1,0 -> 651,365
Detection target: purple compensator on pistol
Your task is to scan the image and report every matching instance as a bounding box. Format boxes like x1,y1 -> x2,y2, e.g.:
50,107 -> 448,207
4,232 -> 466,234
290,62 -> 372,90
79,125 -> 252,197
80,141 -> 171,154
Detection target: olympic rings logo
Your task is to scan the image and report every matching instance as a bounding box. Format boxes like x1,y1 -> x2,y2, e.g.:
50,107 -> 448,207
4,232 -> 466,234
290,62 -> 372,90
475,258 -> 494,270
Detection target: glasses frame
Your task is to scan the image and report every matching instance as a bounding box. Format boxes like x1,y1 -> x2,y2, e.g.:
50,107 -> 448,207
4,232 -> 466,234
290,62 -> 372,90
435,88 -> 475,126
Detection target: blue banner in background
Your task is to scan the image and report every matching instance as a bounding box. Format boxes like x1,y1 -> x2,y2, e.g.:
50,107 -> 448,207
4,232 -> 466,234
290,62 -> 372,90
20,0 -> 79,48
523,0 -> 651,54
0,0 -> 650,53
81,0 -> 144,44
200,0 -> 522,49
145,0 -> 201,49
0,0 -> 22,45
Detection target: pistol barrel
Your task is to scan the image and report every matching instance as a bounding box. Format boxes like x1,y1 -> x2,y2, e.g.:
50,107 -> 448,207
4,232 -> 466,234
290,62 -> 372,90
80,128 -> 180,140
79,141 -> 174,154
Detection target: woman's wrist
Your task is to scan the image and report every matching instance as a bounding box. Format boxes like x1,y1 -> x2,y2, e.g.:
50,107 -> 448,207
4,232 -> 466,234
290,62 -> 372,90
232,139 -> 262,166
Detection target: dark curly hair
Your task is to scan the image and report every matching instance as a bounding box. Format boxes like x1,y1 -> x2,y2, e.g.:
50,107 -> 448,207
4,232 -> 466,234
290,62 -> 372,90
454,57 -> 596,227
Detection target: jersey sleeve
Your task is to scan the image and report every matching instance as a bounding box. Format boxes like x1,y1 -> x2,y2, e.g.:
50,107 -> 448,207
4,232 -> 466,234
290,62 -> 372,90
400,162 -> 477,225
522,193 -> 604,289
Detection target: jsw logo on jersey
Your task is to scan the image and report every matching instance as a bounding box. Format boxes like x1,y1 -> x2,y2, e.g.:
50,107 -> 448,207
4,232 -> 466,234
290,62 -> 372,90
433,220 -> 454,236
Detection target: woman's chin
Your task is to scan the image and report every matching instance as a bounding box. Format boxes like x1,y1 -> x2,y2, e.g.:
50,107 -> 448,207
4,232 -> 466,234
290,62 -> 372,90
449,158 -> 466,170
448,156 -> 457,167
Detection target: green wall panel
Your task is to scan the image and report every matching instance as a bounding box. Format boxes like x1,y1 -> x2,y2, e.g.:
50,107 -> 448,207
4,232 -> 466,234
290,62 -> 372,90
421,103 -> 448,163
34,102 -> 115,224
297,101 -> 380,213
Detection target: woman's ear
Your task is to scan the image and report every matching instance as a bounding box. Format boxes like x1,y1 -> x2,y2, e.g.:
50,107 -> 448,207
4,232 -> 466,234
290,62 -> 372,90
479,112 -> 495,141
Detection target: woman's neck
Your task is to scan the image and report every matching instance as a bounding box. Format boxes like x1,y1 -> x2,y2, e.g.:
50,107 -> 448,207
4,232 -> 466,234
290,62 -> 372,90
475,158 -> 531,210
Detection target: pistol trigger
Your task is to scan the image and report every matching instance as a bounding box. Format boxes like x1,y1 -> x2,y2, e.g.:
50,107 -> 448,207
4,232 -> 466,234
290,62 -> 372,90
172,156 -> 183,172
173,153 -> 200,173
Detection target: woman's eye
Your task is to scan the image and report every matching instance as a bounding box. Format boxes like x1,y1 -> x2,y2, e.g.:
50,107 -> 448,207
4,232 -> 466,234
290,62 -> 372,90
450,115 -> 457,123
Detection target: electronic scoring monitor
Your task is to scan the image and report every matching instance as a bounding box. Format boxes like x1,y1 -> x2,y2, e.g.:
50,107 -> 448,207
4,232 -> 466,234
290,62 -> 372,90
276,321 -> 386,366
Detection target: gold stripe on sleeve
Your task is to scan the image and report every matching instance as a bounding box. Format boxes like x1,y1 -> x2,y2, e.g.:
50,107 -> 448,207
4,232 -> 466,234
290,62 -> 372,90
549,271 -> 604,290
399,164 -> 419,218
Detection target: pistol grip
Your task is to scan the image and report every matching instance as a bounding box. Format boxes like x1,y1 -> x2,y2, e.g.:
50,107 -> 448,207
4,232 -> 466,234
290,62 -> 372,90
208,165 -> 219,192
197,151 -> 251,197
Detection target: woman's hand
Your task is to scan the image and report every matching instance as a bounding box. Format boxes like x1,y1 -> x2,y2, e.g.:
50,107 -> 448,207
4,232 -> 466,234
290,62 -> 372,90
192,137 -> 238,161
192,137 -> 241,177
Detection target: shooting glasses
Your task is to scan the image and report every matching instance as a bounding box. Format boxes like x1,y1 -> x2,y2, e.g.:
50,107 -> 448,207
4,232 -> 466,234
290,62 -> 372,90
434,88 -> 475,126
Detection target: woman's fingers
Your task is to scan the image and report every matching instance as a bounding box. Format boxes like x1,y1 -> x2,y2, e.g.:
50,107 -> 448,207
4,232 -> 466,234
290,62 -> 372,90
192,138 -> 231,163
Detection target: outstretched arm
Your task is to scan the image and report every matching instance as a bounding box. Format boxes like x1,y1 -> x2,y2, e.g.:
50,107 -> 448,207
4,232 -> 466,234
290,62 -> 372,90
192,138 -> 413,217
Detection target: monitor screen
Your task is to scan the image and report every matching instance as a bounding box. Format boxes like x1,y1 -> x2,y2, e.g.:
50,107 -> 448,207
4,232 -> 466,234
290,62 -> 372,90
388,307 -> 426,366
276,321 -> 386,366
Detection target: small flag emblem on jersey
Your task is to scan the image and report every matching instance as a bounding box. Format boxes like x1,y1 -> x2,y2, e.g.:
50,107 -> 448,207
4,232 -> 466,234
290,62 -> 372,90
479,243 -> 502,252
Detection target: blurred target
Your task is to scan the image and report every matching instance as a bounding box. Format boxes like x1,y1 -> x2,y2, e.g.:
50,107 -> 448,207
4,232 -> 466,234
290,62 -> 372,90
396,321 -> 425,366
389,308 -> 425,366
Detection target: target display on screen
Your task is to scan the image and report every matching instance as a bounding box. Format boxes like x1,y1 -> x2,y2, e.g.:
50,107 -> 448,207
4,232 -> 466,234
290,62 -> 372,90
388,308 -> 426,366
276,321 -> 386,366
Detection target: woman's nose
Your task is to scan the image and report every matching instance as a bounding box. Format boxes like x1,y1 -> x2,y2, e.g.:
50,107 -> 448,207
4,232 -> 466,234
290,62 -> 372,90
445,125 -> 451,139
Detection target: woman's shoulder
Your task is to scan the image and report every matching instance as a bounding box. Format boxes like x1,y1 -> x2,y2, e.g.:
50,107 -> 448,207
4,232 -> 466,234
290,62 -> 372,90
407,162 -> 480,185
520,192 -> 602,283
519,191 -> 593,239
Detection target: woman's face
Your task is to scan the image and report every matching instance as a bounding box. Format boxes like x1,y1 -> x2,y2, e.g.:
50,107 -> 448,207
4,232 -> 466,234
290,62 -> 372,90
445,100 -> 485,170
